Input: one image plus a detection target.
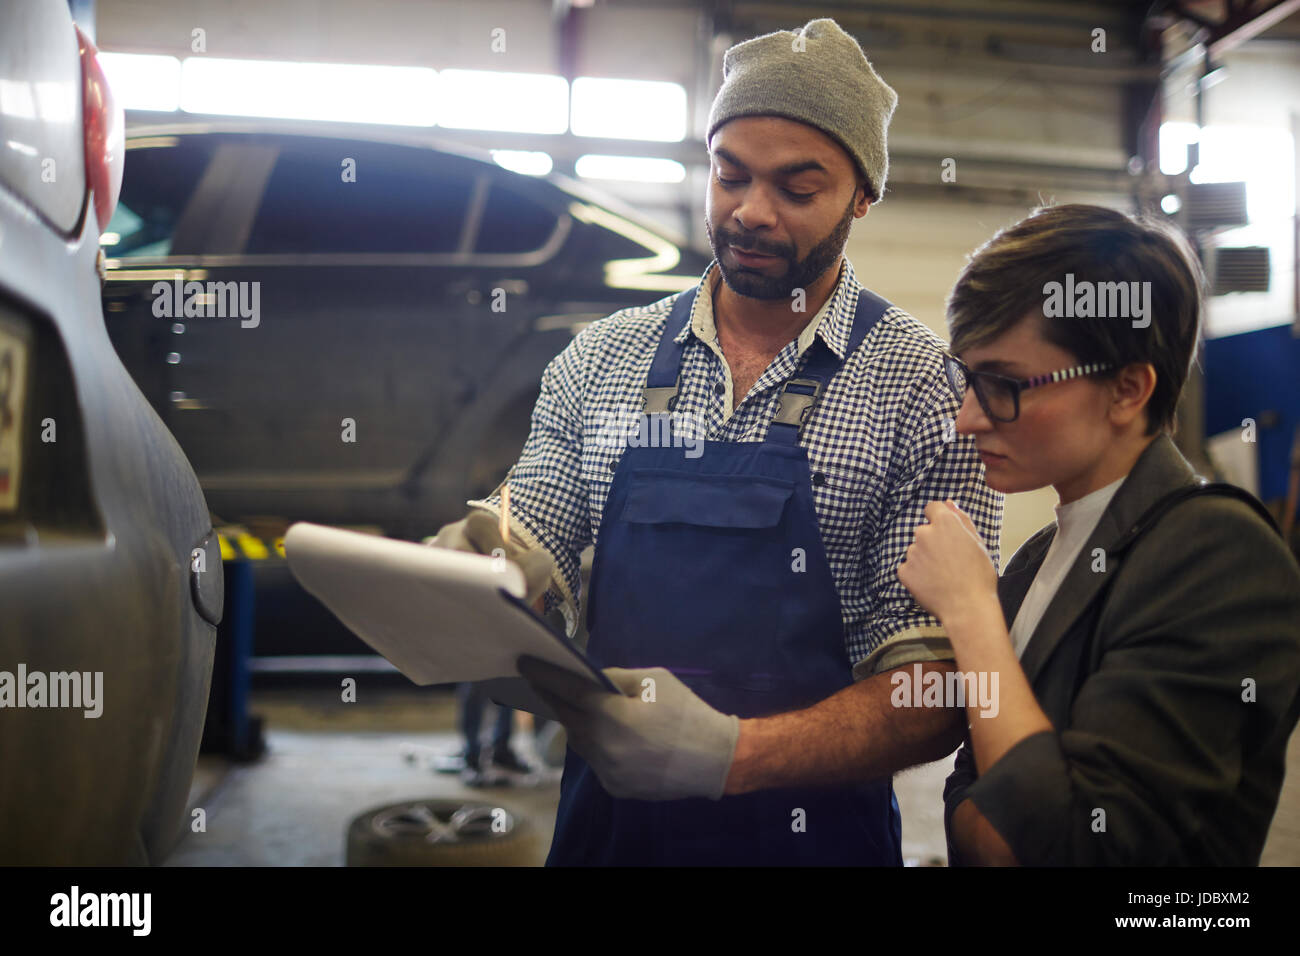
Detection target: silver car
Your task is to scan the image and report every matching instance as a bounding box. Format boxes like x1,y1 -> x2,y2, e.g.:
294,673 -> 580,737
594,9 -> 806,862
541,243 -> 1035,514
0,0 -> 220,864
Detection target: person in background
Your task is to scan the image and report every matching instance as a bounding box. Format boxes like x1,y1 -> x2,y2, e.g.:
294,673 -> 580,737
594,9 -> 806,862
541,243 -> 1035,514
450,683 -> 530,786
898,203 -> 1300,865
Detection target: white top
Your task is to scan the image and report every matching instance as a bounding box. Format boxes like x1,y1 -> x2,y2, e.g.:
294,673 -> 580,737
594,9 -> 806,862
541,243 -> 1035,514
1008,476 -> 1126,658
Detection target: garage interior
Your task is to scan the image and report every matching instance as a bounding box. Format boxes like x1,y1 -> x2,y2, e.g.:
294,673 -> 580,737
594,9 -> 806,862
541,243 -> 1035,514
27,0 -> 1300,866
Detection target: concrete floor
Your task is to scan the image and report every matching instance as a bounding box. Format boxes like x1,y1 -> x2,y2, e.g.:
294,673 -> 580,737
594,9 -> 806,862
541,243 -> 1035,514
169,688 -> 559,866
166,684 -> 1300,866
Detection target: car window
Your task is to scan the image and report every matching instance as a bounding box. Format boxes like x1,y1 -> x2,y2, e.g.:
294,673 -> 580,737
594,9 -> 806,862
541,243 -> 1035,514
103,140 -> 212,257
244,144 -> 475,254
475,183 -> 559,253
593,224 -> 665,260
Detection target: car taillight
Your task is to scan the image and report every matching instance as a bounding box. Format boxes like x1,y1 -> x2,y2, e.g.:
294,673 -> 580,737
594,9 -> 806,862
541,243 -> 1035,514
76,25 -> 124,233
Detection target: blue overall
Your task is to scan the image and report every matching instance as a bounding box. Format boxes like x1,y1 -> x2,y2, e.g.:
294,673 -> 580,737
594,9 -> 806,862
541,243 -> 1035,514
546,284 -> 904,866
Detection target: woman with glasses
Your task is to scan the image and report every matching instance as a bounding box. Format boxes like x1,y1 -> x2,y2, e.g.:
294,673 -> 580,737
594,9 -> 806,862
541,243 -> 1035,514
896,203 -> 1300,865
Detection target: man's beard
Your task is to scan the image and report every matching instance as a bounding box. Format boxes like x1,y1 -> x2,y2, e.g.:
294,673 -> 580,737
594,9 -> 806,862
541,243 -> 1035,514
706,194 -> 856,301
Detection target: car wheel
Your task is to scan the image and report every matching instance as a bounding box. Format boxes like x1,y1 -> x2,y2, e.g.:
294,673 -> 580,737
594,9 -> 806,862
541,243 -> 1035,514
345,799 -> 539,866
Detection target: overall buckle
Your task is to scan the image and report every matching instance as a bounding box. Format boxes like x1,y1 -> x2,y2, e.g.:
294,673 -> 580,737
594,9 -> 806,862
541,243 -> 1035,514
642,376 -> 681,414
772,377 -> 823,428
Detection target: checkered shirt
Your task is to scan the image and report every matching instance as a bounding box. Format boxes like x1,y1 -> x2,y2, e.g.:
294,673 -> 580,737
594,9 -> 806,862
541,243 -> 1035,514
468,257 -> 1004,677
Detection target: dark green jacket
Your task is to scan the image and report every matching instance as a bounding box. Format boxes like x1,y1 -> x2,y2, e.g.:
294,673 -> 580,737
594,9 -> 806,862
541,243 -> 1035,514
943,434 -> 1300,865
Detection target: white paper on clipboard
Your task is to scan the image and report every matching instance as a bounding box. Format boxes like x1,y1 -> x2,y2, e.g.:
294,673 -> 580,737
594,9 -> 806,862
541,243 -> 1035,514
283,522 -> 614,718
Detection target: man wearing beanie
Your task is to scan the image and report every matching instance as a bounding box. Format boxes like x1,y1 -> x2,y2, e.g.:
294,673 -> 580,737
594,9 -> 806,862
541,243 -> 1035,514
433,18 -> 1002,865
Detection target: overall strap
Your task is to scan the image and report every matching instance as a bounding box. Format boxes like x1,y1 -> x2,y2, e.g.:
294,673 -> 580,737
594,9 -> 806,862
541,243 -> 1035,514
639,284 -> 894,436
765,287 -> 892,445
641,288 -> 696,414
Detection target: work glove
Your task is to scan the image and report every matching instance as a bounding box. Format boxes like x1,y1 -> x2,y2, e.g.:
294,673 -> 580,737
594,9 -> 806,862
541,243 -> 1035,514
425,510 -> 556,607
517,657 -> 740,801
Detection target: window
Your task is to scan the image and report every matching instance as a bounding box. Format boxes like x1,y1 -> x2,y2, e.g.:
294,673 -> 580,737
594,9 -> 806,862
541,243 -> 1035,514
474,184 -> 559,254
244,144 -> 475,254
102,140 -> 211,257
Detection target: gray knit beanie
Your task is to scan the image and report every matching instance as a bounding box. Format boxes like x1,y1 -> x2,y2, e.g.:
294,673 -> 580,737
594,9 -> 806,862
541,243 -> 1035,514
706,18 -> 898,201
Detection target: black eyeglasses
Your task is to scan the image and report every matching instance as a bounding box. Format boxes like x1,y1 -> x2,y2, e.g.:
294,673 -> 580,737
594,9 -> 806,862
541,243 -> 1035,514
943,353 -> 1113,423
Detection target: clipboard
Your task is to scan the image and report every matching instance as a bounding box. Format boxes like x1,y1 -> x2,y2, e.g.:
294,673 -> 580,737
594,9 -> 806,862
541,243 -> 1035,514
283,522 -> 615,718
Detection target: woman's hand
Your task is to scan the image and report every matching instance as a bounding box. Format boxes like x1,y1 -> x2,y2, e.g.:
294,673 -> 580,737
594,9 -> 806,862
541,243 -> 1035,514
897,499 -> 998,626
900,501 -> 1053,794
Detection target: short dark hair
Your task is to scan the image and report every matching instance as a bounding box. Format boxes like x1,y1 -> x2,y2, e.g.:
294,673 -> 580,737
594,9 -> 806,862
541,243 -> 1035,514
946,203 -> 1205,435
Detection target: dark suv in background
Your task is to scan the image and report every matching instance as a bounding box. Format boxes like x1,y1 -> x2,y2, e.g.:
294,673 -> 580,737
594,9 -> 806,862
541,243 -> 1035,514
102,122 -> 710,541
